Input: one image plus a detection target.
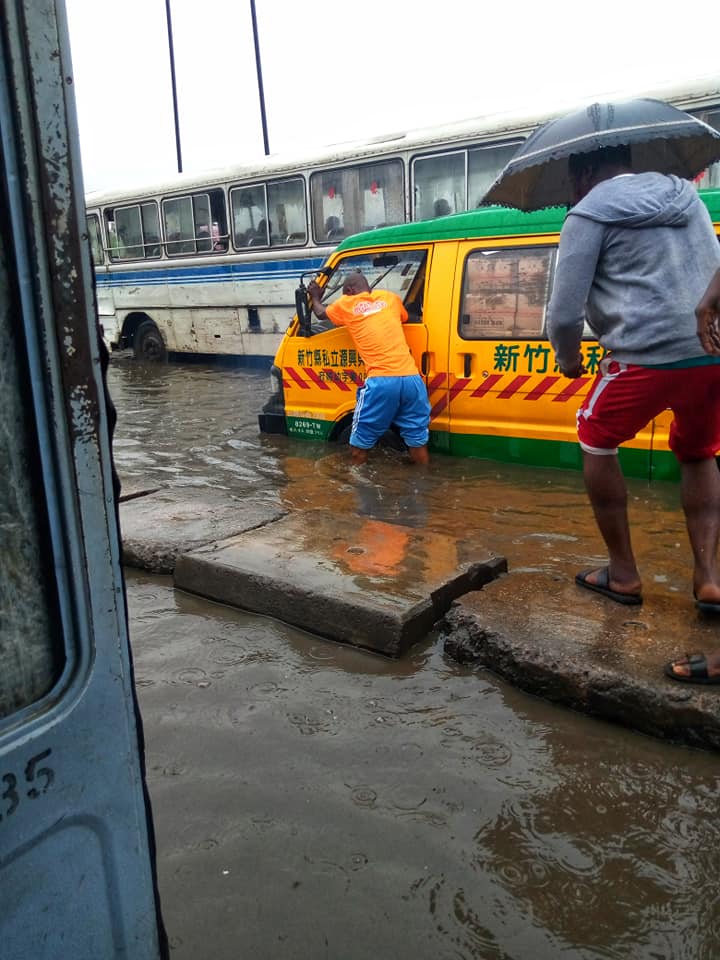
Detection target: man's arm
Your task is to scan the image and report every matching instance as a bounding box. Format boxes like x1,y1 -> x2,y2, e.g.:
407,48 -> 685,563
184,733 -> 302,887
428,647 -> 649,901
307,280 -> 329,322
696,267 -> 720,356
546,215 -> 604,377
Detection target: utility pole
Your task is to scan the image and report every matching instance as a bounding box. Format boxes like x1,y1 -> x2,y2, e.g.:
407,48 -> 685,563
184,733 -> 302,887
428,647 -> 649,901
250,0 -> 270,155
165,0 -> 183,173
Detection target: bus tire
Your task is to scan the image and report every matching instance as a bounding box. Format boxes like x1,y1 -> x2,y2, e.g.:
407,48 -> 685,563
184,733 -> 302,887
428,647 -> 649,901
133,320 -> 167,362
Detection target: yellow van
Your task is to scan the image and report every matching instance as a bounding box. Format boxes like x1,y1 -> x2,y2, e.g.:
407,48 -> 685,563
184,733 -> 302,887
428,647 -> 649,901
259,190 -> 720,482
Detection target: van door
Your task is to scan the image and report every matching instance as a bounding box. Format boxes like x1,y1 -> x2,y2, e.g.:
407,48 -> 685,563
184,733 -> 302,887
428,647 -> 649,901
446,239 -> 656,476
282,246 -> 430,440
420,241 -> 458,453
1,2 -> 165,957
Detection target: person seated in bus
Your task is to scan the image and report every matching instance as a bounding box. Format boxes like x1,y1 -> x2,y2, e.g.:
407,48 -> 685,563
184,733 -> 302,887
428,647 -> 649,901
324,215 -> 343,241
211,221 -> 227,251
433,198 -> 451,217
306,271 -> 430,466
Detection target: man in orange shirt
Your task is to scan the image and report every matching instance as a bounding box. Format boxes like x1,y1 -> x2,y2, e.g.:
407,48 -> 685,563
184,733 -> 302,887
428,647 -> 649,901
307,271 -> 430,465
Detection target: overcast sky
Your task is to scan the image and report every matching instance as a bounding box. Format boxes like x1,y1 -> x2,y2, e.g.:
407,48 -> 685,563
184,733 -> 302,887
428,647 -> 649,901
64,0 -> 720,194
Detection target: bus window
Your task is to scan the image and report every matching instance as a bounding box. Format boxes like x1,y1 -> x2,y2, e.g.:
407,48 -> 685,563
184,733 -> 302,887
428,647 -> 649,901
231,184 -> 269,248
412,151 -> 465,220
193,194 -> 212,252
108,203 -> 162,260
162,196 -> 195,255
268,177 -> 306,246
140,203 -> 161,257
310,159 -> 403,243
87,213 -> 104,265
459,247 -> 556,339
112,205 -> 144,260
468,142 -> 520,207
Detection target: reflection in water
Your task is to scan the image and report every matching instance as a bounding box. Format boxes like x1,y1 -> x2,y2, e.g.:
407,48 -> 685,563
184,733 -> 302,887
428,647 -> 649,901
113,362 -> 720,960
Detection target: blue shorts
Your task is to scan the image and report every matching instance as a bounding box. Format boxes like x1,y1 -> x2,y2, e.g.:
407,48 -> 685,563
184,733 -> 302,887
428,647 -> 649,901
350,375 -> 431,449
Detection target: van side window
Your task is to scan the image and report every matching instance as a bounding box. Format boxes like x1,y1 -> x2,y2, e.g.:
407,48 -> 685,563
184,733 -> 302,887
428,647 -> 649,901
459,247 -> 556,339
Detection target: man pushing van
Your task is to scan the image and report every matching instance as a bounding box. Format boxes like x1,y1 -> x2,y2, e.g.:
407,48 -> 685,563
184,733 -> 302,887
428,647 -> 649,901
307,272 -> 430,465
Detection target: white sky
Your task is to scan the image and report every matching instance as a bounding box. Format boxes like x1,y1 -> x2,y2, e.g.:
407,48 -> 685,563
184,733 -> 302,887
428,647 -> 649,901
64,0 -> 720,194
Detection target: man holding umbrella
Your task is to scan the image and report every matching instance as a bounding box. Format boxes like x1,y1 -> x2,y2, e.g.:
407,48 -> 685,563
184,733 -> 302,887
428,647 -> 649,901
484,99 -> 720,683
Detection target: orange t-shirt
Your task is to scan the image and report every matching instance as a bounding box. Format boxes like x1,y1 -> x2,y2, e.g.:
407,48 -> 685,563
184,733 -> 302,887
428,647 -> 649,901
325,290 -> 418,378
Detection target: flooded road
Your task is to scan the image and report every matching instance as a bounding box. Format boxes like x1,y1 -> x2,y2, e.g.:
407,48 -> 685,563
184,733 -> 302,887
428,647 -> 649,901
109,361 -> 720,960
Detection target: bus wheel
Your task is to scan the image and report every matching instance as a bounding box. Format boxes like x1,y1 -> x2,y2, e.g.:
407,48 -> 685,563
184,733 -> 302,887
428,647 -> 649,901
133,320 -> 167,362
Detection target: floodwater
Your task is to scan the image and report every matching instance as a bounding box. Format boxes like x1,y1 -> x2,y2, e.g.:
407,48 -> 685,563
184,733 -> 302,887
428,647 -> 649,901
108,360 -> 720,960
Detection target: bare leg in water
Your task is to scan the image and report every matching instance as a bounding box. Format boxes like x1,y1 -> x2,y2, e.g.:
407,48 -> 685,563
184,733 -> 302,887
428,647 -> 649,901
668,457 -> 720,680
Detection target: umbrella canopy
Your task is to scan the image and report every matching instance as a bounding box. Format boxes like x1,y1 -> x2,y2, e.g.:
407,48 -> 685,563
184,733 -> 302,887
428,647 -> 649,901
481,98 -> 720,211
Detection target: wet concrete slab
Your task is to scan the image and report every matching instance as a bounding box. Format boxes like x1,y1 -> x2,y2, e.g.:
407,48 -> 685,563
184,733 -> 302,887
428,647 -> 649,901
173,509 -> 507,657
442,569 -> 720,753
120,488 -> 286,573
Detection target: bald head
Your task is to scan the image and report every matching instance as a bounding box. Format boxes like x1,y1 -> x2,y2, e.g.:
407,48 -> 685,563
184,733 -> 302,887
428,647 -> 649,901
342,271 -> 371,296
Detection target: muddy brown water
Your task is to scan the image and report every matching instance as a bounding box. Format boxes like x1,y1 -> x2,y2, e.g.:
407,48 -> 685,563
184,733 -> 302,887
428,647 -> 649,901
109,360 -> 720,960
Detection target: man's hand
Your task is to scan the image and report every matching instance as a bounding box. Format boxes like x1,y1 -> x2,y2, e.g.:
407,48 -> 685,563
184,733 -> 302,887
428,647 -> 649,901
697,307 -> 720,356
307,280 -> 323,300
558,355 -> 587,378
696,268 -> 720,356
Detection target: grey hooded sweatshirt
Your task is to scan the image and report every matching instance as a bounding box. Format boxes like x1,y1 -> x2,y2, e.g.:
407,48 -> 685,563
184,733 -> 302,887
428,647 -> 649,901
547,172 -> 720,369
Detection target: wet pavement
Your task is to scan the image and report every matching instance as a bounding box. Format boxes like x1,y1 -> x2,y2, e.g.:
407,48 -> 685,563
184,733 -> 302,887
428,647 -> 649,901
109,360 -> 720,959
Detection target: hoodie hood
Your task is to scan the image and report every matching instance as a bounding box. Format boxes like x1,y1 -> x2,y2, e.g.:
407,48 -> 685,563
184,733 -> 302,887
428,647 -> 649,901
570,172 -> 699,228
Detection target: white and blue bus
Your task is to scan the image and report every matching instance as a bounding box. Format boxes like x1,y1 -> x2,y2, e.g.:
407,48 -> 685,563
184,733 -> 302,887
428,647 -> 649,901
86,76 -> 720,364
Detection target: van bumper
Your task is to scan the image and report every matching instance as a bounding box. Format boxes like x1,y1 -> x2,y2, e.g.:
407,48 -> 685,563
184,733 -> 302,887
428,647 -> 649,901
258,411 -> 287,435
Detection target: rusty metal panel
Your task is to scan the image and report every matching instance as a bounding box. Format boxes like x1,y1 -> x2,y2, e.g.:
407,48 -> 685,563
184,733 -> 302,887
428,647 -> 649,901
0,1 -> 165,956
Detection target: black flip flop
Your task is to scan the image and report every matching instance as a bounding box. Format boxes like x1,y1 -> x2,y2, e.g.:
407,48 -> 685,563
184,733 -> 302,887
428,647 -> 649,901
694,595 -> 720,615
664,652 -> 720,685
575,567 -> 642,606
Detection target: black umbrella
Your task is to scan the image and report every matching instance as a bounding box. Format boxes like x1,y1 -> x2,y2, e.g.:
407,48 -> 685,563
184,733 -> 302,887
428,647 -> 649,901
481,98 -> 720,211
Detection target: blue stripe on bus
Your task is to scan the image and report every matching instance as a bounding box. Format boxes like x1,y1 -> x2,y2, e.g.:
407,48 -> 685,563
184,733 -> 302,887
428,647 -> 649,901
94,256 -> 325,287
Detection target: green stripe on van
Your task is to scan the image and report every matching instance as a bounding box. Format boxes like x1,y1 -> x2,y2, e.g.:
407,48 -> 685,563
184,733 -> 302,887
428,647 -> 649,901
428,430 -> 681,482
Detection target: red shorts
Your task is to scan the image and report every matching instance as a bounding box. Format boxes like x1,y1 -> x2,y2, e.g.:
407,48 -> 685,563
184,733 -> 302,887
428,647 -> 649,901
577,358 -> 720,462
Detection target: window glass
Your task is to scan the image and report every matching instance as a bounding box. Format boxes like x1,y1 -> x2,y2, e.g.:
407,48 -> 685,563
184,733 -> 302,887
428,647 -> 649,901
413,152 -> 465,219
87,214 -> 104,265
268,178 -> 306,246
460,247 -> 556,339
163,196 -> 196,255
692,108 -> 720,188
310,160 -> 404,243
468,142 -> 521,207
114,205 -> 143,260
315,248 -> 427,331
231,184 -> 269,248
193,194 -> 212,252
140,202 -> 161,257
1,232 -> 64,720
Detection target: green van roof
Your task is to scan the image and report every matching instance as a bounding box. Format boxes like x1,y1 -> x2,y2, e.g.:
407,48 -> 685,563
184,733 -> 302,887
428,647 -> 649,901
335,187 -> 720,250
